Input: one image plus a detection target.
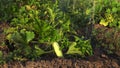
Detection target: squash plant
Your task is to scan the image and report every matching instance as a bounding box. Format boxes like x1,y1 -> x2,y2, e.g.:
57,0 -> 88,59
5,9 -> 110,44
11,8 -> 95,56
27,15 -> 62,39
2,0 -> 93,61
10,0 -> 70,57
5,28 -> 54,60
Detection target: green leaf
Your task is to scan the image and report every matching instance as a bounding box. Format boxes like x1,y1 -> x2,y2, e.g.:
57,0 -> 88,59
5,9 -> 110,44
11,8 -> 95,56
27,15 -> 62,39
106,8 -> 111,13
112,7 -> 117,13
12,31 -> 25,44
9,29 -> 35,45
47,7 -> 55,22
62,19 -> 70,31
66,42 -> 82,55
19,29 -> 35,43
26,31 -> 35,43
6,34 -> 12,40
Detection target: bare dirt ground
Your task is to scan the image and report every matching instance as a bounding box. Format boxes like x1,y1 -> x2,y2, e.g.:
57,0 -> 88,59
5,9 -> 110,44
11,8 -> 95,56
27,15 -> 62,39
0,23 -> 120,68
0,58 -> 120,68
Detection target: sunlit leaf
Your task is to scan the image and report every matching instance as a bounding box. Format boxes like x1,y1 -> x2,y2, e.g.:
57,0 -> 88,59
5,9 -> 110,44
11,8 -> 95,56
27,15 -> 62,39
86,9 -> 91,15
112,7 -> 117,13
100,19 -> 108,26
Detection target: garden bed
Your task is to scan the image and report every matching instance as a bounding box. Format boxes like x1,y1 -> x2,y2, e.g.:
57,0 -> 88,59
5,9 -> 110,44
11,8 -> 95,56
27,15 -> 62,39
0,23 -> 120,68
0,0 -> 120,68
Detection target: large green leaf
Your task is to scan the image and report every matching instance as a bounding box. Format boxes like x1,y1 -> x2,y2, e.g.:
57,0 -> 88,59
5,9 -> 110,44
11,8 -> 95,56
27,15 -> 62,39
12,31 -> 25,44
7,29 -> 35,46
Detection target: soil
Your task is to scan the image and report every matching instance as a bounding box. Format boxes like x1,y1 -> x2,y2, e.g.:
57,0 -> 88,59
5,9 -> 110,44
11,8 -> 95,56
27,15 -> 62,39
0,23 -> 120,68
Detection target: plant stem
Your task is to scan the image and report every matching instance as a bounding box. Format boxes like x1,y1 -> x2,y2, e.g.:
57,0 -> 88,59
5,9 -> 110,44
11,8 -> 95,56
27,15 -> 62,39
45,50 -> 54,53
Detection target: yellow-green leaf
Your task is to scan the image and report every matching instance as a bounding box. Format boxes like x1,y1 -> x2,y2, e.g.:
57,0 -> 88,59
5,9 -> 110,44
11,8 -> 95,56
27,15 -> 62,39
100,19 -> 108,26
86,9 -> 91,15
66,42 -> 82,55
